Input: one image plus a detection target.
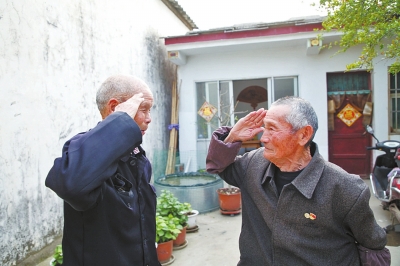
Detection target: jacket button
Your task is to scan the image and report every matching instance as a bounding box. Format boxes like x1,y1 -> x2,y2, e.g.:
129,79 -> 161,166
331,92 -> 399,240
130,158 -> 137,166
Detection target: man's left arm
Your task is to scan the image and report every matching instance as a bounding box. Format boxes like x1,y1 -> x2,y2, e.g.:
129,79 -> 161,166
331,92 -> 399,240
344,185 -> 387,249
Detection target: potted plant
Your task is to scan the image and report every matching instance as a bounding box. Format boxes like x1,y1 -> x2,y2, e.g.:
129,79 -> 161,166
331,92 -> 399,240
155,213 -> 181,264
217,186 -> 242,215
172,201 -> 191,247
157,190 -> 192,247
185,209 -> 199,230
49,244 -> 63,266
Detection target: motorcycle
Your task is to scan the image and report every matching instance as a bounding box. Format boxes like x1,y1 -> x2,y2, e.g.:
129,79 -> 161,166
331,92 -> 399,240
366,125 -> 400,231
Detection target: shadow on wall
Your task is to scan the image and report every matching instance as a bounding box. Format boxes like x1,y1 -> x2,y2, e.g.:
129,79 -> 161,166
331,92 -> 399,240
142,30 -> 177,166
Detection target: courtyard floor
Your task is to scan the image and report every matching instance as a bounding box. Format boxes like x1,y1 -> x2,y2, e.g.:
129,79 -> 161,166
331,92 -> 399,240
37,179 -> 400,266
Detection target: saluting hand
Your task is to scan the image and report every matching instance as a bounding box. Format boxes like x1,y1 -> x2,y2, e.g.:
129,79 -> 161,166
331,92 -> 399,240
224,108 -> 267,143
115,93 -> 144,119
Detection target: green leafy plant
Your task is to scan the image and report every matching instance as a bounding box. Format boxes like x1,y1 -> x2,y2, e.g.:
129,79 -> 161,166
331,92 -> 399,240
316,0 -> 400,74
156,190 -> 192,227
51,244 -> 63,266
155,213 -> 182,243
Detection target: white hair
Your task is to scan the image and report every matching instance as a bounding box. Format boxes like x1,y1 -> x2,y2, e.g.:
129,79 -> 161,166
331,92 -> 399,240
271,96 -> 318,146
96,75 -> 151,113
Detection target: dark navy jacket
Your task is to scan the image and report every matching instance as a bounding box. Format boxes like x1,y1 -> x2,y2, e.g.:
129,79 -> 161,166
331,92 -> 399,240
46,112 -> 160,266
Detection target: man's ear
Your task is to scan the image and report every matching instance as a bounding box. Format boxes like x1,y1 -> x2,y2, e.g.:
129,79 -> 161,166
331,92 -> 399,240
109,98 -> 119,112
298,125 -> 313,146
103,98 -> 119,118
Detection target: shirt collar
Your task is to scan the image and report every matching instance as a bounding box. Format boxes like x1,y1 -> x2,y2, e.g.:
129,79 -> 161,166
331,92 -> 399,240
262,163 -> 275,185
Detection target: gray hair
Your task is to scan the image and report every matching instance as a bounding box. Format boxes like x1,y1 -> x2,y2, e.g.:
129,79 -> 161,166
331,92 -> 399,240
96,74 -> 150,114
271,96 -> 318,146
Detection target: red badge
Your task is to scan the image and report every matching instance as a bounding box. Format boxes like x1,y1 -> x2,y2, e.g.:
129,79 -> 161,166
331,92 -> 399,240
304,212 -> 317,220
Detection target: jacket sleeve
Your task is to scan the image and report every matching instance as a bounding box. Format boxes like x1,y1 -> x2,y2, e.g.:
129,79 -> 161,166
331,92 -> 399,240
206,127 -> 246,187
45,112 -> 142,211
344,183 -> 387,250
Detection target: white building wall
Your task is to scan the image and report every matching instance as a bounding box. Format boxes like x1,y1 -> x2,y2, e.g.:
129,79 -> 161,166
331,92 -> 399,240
177,42 -> 383,170
372,58 -> 395,140
0,0 -> 188,265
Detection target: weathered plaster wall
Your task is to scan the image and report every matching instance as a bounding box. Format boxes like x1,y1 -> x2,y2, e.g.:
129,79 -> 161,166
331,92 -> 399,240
0,0 -> 188,264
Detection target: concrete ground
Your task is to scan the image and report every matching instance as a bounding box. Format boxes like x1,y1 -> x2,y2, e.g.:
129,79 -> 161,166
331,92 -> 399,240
37,179 -> 400,266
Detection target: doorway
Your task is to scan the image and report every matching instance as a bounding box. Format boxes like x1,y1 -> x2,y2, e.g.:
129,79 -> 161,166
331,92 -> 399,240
327,71 -> 372,177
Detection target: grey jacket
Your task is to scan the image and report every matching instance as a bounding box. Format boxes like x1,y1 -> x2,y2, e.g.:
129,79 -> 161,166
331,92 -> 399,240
206,127 -> 387,266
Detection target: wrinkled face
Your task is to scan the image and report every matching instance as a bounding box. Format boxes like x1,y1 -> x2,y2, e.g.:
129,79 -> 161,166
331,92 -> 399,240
260,105 -> 299,162
134,88 -> 153,135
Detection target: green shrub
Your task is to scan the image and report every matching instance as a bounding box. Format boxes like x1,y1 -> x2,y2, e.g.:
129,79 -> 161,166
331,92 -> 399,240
155,213 -> 182,243
51,244 -> 63,265
156,190 -> 192,227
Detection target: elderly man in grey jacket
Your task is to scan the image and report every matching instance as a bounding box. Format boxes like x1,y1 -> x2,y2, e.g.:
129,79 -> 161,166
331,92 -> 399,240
206,96 -> 387,265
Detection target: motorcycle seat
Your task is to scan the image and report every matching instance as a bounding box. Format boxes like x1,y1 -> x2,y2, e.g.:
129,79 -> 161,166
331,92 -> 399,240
373,165 -> 390,191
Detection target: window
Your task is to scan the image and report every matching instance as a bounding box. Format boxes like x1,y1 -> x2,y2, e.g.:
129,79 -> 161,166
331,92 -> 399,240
196,81 -> 233,139
270,76 -> 298,104
196,77 -> 298,140
390,72 -> 400,133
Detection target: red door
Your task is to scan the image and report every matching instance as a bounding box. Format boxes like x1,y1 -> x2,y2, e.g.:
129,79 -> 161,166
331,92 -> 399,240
328,100 -> 371,177
327,72 -> 371,178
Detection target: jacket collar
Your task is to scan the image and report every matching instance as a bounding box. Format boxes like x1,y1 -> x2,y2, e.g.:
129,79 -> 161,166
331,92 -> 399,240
120,146 -> 145,162
263,142 -> 324,199
290,142 -> 325,199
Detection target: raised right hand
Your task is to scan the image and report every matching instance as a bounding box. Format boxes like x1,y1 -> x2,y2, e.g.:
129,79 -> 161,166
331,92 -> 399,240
224,108 -> 267,143
114,93 -> 144,119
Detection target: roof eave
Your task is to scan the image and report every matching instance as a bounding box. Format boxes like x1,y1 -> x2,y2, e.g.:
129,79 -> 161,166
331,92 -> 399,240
164,21 -> 326,46
161,0 -> 198,31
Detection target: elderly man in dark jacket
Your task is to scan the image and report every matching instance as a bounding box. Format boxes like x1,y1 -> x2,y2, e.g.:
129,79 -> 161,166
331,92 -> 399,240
206,96 -> 387,265
46,75 -> 160,265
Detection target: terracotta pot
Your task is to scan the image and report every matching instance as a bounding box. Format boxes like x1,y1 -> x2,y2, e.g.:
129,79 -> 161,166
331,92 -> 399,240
156,240 -> 173,263
173,226 -> 187,246
217,187 -> 241,211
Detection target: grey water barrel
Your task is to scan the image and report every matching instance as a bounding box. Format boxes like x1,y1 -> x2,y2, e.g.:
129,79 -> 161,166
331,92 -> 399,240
154,172 -> 223,213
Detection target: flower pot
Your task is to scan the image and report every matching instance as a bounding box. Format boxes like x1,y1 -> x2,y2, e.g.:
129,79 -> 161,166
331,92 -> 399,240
186,210 -> 199,229
217,187 -> 241,215
156,240 -> 173,264
173,226 -> 187,247
49,258 -> 62,266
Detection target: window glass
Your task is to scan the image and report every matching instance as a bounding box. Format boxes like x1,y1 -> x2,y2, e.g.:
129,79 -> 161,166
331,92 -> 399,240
196,81 -> 234,139
391,97 -> 400,131
196,82 -> 219,139
390,72 -> 400,133
390,73 -> 400,94
196,82 -> 207,139
273,77 -> 297,101
219,81 -> 232,126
